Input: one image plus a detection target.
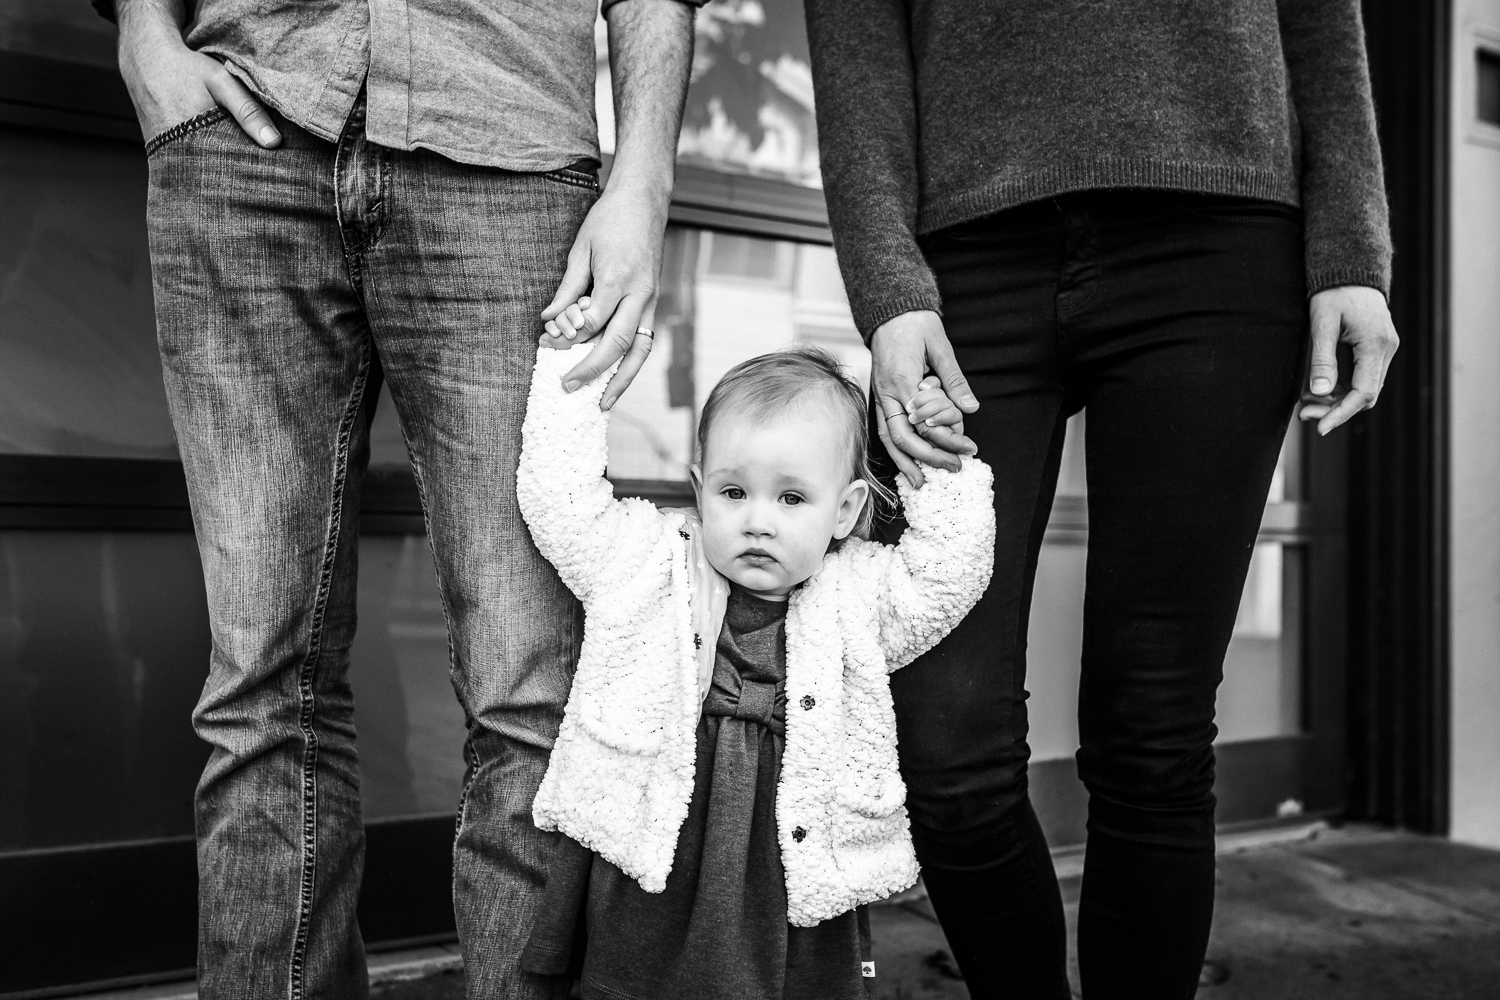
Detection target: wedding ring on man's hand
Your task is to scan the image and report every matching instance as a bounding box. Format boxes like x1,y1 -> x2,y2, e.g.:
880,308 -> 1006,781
636,327 -> 655,340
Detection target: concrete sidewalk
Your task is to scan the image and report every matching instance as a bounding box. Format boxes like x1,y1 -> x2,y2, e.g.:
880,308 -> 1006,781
81,823 -> 1500,1000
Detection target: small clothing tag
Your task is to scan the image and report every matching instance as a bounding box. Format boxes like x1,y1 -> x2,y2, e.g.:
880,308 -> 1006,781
861,961 -> 876,978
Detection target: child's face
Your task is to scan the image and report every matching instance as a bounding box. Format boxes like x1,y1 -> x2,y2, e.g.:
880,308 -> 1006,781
692,404 -> 869,600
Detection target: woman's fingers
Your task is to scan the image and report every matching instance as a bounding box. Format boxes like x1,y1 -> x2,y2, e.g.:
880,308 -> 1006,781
1307,296 -> 1341,397
875,404 -> 926,490
926,331 -> 979,413
880,398 -> 962,475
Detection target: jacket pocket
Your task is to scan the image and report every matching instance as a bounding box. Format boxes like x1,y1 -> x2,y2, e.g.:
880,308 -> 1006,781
566,615 -> 673,755
1187,196 -> 1302,225
836,764 -> 907,819
145,107 -> 231,156
573,697 -> 666,755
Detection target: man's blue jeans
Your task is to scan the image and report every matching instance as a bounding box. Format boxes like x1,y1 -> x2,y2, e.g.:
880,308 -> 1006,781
146,100 -> 592,1000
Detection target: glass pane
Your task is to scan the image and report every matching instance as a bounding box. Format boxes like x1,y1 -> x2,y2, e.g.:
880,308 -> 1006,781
606,227 -> 862,480
0,127 -> 172,459
1024,540 -> 1305,761
348,535 -> 466,821
0,528 -> 464,853
1217,542 -> 1304,742
596,0 -> 822,188
0,531 -> 210,852
0,1 -> 117,67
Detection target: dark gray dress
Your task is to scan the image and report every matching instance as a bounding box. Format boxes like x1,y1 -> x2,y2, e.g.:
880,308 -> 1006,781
522,585 -> 873,1000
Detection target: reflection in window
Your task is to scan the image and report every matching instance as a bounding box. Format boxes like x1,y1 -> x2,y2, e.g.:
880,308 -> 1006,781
606,227 -> 863,481
349,536 -> 465,820
597,0 -> 821,188
0,1 -> 117,67
0,128 -> 171,458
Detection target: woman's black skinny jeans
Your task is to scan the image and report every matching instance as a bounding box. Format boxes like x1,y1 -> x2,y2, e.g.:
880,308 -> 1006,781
878,190 -> 1307,1000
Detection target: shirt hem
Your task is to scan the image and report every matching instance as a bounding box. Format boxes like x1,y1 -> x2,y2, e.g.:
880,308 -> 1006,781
208,53 -> 603,172
915,158 -> 1302,236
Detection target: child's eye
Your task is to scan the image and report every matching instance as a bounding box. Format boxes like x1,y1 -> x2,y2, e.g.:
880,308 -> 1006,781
721,487 -> 745,501
780,493 -> 805,506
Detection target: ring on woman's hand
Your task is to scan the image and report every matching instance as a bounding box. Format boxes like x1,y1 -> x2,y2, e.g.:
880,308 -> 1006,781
636,327 -> 654,340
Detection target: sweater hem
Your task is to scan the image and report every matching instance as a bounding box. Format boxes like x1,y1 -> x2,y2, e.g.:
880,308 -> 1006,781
915,158 -> 1302,236
854,293 -> 945,344
1308,266 -> 1391,299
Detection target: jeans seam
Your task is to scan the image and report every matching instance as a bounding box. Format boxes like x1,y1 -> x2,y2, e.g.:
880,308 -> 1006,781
286,336 -> 373,1000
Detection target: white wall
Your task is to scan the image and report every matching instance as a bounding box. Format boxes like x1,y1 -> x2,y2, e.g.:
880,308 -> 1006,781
1449,4 -> 1500,848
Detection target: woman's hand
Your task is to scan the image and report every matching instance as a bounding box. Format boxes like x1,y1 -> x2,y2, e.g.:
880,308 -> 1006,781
1299,285 -> 1399,435
869,310 -> 979,488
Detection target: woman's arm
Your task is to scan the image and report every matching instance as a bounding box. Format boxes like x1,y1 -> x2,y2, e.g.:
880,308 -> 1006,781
1279,0 -> 1391,298
804,0 -> 980,486
803,0 -> 939,340
1280,0 -> 1401,435
864,458 -> 996,671
516,343 -> 669,604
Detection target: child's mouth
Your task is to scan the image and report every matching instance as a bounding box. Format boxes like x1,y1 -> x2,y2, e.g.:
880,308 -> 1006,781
740,549 -> 776,566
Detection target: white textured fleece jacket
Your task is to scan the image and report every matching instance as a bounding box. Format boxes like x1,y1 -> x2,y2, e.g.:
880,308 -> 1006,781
516,345 -> 995,927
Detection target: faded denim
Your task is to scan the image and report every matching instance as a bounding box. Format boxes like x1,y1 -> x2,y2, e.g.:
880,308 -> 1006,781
146,100 -> 592,1000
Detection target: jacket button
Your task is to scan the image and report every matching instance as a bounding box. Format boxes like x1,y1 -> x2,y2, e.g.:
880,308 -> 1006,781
693,633 -> 702,649
793,827 -> 806,842
800,695 -> 815,711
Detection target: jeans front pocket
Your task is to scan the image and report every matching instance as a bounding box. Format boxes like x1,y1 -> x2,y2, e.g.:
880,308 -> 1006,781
145,107 -> 232,156
1187,195 -> 1303,226
539,163 -> 601,193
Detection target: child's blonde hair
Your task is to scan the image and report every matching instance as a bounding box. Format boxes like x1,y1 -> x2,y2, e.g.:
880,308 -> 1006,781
696,345 -> 893,539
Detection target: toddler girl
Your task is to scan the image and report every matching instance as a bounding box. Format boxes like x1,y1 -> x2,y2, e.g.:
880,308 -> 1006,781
514,337 -> 994,999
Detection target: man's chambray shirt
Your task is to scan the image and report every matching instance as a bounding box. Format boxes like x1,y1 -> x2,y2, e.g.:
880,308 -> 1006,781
102,0 -> 698,172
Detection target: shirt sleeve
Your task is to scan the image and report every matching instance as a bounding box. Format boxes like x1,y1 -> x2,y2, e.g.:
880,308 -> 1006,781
804,0 -> 942,342
1279,0 -> 1393,297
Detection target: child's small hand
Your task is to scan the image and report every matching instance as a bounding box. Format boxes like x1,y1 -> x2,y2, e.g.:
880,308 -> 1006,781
906,376 -> 978,458
540,295 -> 593,350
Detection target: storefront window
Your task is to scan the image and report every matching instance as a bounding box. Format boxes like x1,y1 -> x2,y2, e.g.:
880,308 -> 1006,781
597,0 -> 822,188
0,127 -> 171,459
603,227 -> 860,480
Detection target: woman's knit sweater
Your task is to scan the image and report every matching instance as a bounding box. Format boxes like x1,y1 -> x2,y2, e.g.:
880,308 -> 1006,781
515,345 -> 995,926
803,0 -> 1393,337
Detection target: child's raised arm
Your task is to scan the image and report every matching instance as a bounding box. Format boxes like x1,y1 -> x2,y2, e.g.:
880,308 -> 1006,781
868,457 -> 996,670
516,342 -> 668,605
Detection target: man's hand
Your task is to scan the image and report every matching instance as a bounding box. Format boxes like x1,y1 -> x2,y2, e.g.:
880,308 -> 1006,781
540,0 -> 694,412
1298,285 -> 1399,435
540,175 -> 669,411
116,0 -> 281,148
870,310 -> 979,488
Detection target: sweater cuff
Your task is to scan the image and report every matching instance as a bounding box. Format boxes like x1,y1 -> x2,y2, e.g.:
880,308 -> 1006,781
1307,266 -> 1391,300
853,292 -> 945,345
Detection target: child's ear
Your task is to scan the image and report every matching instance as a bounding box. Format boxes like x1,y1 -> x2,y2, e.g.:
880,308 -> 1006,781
834,478 -> 871,540
690,464 -> 704,505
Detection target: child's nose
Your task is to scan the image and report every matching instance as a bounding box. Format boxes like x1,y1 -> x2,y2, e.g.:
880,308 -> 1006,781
744,503 -> 777,536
